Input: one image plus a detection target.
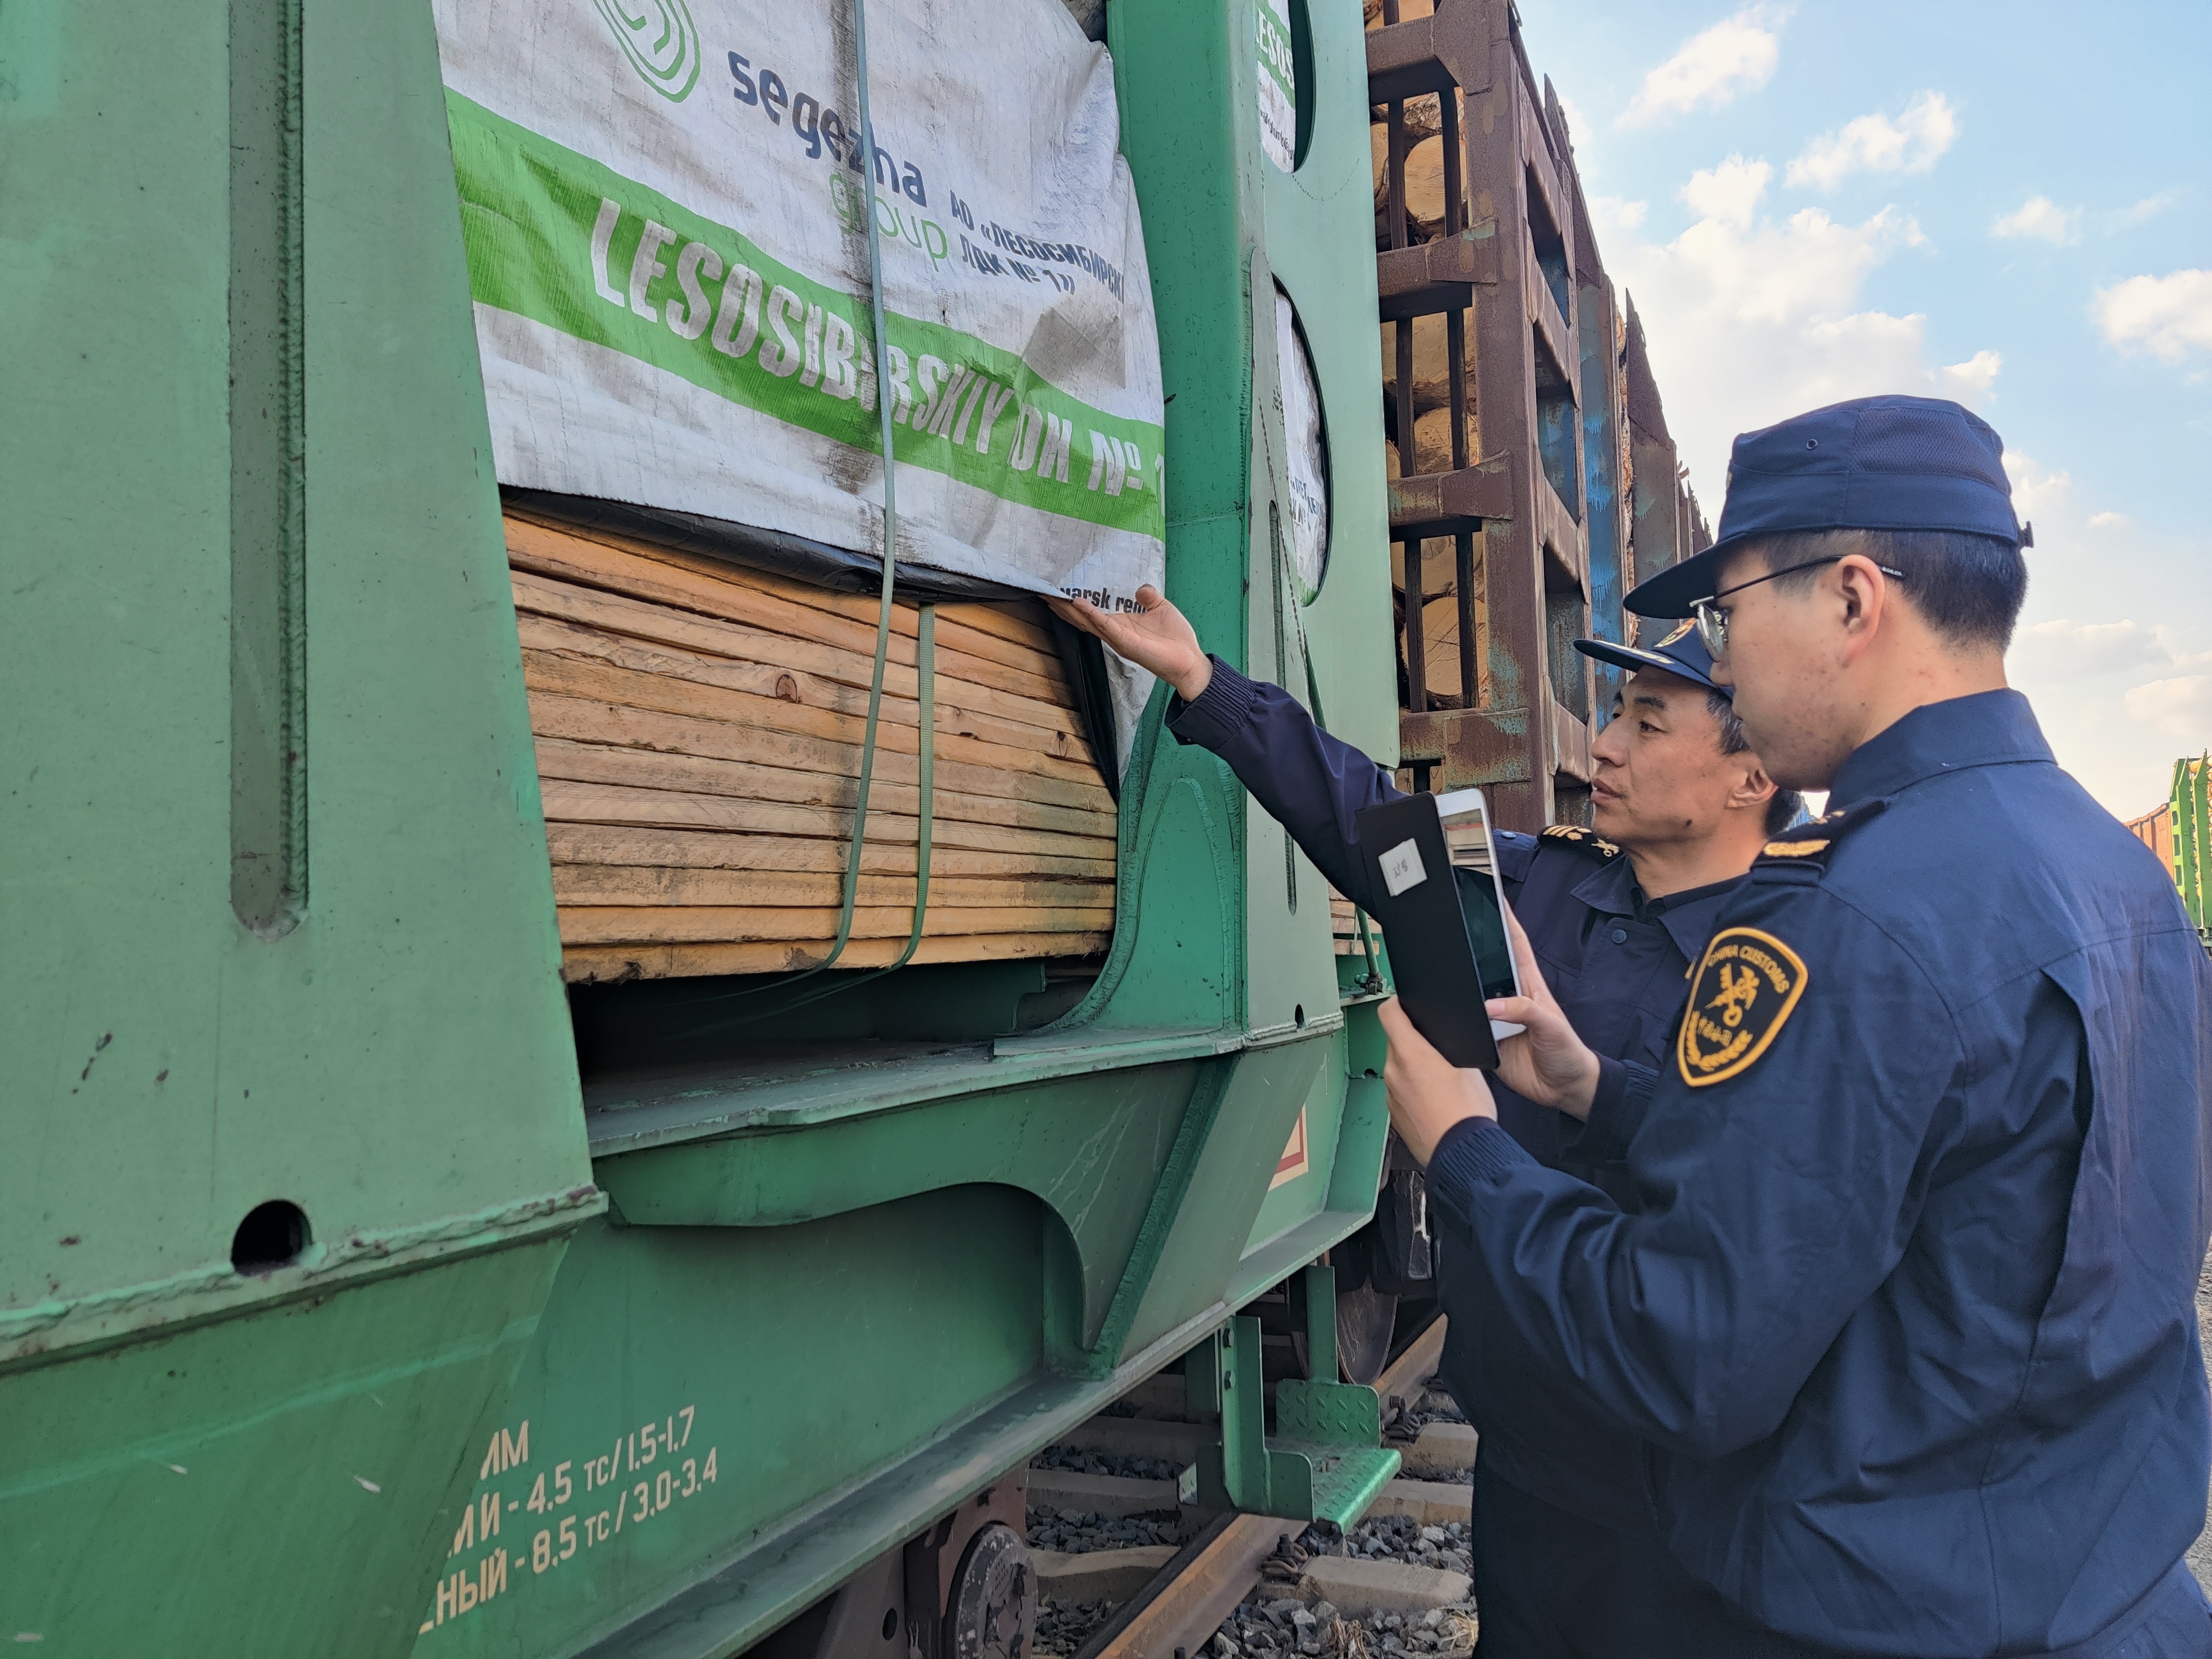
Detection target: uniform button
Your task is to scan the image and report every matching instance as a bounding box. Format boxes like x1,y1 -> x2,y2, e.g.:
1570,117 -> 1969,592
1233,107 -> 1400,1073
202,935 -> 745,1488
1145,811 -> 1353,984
1609,927 -> 1629,944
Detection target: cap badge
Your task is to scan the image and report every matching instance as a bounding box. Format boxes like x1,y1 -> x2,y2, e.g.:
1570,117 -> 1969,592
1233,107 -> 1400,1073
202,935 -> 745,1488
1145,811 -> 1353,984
1656,619 -> 1696,648
1678,927 -> 1808,1087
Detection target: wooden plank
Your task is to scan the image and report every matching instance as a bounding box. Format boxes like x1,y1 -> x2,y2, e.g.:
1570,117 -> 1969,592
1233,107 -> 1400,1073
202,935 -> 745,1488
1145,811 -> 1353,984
533,737 -> 1116,841
551,864 -> 1112,911
504,517 -> 1073,703
544,823 -> 1118,881
556,903 -> 1115,947
530,692 -> 878,786
928,599 -> 1059,659
537,780 -> 1119,863
520,651 -> 1111,805
511,606 -> 1097,774
511,569 -> 1089,754
620,540 -> 1067,672
510,571 -> 1094,761
504,507 -> 1062,655
520,640 -> 1108,799
502,510 -> 1067,670
559,930 -> 1111,984
513,586 -> 1068,724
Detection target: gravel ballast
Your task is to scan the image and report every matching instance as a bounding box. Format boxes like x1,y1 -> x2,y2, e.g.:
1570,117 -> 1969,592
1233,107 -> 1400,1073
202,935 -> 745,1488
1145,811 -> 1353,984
1033,1597 -> 1114,1656
1026,1505 -> 1182,1555
1031,1443 -> 1183,1483
1209,1594 -> 1478,1658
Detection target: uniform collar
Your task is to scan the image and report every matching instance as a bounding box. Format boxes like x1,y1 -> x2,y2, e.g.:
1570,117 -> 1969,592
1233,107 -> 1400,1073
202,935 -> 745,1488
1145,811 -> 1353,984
1827,688 -> 2052,810
1569,857 -> 1745,961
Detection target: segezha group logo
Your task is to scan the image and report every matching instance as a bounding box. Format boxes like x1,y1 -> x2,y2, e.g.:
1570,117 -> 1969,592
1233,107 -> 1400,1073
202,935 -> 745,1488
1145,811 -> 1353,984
594,0 -> 703,102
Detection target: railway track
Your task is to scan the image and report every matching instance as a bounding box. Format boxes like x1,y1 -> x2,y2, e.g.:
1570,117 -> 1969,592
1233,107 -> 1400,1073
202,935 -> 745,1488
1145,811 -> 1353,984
1024,1318 -> 1480,1659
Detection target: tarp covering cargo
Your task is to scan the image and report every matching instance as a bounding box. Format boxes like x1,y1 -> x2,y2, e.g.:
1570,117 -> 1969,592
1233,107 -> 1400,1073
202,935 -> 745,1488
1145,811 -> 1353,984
434,0 -> 1167,761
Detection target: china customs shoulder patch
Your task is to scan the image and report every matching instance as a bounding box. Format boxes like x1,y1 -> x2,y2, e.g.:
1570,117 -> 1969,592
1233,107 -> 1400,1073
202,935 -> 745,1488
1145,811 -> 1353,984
1677,927 -> 1809,1087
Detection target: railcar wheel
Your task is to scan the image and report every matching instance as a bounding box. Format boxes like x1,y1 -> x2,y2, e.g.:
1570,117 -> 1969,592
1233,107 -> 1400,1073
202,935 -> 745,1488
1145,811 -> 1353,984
1335,1284 -> 1399,1385
946,1521 -> 1033,1659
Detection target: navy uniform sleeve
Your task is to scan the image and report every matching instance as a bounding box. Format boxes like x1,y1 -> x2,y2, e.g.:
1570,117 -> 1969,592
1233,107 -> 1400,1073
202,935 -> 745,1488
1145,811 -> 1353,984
1166,655 -> 1401,912
1560,1058 -> 1660,1164
1424,875 -> 1963,1457
1491,830 -> 1538,904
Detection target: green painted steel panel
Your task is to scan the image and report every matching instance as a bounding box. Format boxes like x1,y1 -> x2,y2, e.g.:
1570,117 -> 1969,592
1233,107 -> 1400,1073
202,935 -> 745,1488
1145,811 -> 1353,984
1,0 -> 592,1349
1122,1036 -> 1330,1357
409,1192 -> 1043,1655
0,1238 -> 571,1656
1243,1027 -> 1358,1253
593,1063 -> 1203,1350
3,0 -> 593,1647
1111,0 -> 1394,1054
1265,0 -> 1400,766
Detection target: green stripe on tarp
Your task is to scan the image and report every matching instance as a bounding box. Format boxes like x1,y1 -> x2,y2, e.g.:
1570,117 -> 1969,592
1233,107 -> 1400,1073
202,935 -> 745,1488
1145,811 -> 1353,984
445,92 -> 1165,542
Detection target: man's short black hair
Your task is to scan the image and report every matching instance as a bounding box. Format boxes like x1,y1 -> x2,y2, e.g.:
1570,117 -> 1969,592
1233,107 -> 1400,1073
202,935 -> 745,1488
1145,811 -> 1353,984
1707,688 -> 1805,837
1752,526 -> 2028,652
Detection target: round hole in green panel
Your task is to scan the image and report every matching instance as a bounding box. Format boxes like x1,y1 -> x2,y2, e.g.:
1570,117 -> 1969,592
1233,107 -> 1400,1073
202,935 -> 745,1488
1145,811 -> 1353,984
231,1199 -> 311,1275
1275,284 -> 1332,601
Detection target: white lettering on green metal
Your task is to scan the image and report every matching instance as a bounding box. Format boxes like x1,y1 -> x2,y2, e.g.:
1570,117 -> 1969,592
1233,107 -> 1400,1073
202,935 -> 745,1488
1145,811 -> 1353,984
433,0 -> 1165,757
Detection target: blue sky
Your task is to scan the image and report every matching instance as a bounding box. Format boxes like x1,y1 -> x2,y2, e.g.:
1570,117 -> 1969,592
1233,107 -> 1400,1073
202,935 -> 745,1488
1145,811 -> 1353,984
1515,0 -> 2212,816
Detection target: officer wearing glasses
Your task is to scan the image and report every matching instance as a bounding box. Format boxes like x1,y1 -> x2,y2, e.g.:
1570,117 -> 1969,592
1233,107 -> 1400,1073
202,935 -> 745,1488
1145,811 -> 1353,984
1382,395 -> 2212,1655
1050,590 -> 1799,1653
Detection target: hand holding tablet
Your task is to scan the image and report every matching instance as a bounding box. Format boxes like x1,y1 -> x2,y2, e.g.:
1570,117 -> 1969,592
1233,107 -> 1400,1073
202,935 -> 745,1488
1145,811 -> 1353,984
1354,789 -> 1526,1070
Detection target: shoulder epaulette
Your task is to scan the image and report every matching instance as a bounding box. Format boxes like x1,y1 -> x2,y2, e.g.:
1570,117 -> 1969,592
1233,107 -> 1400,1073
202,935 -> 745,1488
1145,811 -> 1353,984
1753,798 -> 1888,875
1540,823 -> 1623,863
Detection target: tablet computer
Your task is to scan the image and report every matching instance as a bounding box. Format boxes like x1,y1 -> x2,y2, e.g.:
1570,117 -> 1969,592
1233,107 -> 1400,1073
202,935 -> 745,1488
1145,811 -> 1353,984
1353,788 -> 1525,1070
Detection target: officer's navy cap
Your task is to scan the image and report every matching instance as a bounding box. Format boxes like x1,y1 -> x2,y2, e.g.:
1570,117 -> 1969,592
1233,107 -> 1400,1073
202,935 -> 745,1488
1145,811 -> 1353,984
1625,395 -> 2032,619
1574,619 -> 1725,696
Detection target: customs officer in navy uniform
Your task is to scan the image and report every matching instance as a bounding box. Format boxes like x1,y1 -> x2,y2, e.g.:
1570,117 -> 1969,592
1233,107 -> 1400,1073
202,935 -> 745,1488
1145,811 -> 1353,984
1380,395 -> 2212,1656
1052,592 -> 1800,1653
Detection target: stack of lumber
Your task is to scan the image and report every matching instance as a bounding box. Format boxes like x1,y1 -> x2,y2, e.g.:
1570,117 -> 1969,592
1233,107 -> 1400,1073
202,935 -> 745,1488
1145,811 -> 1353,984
503,510 -> 1118,983
1330,894 -> 1365,958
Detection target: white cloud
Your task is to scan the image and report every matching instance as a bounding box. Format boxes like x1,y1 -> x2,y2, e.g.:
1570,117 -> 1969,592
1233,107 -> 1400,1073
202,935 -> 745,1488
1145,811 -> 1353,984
1679,154 -> 1772,228
1593,195 -> 1648,232
1938,350 -> 2002,407
1609,178 -> 2004,494
2010,619 -> 2168,683
2010,613 -> 2212,811
2002,451 -> 2072,523
2094,270 -> 2212,364
1618,7 -> 1786,130
2089,511 -> 2132,530
2111,189 -> 2182,230
1785,92 -> 1959,191
2123,676 -> 2212,744
1991,196 -> 2079,246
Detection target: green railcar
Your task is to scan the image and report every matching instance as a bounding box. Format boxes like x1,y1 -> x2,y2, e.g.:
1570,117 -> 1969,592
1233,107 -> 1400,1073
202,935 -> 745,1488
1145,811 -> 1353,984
1,0 -> 1408,1653
2172,756 -> 2210,949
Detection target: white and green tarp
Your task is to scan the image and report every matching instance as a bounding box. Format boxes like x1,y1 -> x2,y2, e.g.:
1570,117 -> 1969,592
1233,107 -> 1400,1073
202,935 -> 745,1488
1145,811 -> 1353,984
433,0 -> 1165,757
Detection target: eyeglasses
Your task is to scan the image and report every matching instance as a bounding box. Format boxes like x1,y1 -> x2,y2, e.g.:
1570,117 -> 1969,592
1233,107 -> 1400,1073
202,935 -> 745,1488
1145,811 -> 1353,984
1691,557 -> 1906,660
